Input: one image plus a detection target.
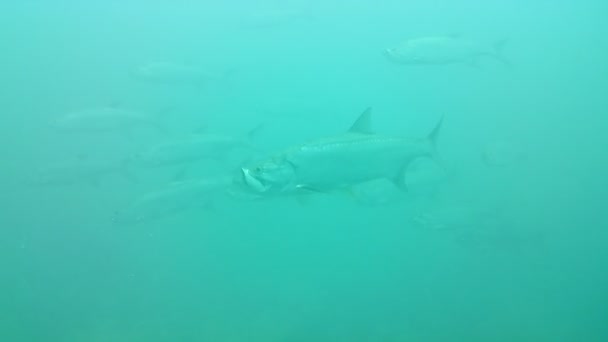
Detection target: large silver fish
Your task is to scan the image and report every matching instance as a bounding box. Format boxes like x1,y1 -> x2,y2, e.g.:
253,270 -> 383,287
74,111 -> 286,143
111,177 -> 231,225
236,108 -> 443,198
384,36 -> 508,66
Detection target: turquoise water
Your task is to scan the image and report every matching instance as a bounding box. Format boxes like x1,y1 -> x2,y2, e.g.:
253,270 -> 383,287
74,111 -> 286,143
1,1 -> 607,341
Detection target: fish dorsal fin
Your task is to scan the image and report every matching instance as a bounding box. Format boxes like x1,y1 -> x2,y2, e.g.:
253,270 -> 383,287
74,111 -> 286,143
348,107 -> 373,134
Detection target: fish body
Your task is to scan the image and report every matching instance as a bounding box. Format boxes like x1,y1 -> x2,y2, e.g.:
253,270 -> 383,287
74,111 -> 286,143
237,108 -> 442,197
131,128 -> 260,168
111,177 -> 230,224
51,107 -> 160,133
385,36 -> 508,66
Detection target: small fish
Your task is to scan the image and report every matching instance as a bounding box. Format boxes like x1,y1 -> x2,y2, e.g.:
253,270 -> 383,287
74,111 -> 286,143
131,62 -> 232,86
111,177 -> 231,225
28,159 -> 134,187
384,36 -> 509,67
236,108 -> 443,198
50,106 -> 166,134
412,200 -> 541,252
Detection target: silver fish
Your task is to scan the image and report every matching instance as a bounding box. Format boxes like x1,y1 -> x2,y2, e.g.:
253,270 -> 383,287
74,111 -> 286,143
236,108 -> 443,198
384,36 -> 508,66
111,177 -> 231,225
130,126 -> 262,168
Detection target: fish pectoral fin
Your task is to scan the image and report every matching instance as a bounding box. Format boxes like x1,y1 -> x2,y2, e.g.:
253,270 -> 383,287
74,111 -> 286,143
295,184 -> 325,193
393,166 -> 410,193
294,185 -> 324,206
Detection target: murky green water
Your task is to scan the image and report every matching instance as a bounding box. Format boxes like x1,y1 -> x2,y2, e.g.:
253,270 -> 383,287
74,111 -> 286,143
1,1 -> 607,341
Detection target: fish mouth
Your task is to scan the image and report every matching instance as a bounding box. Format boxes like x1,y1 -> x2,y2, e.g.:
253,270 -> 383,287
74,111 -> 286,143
241,168 -> 269,193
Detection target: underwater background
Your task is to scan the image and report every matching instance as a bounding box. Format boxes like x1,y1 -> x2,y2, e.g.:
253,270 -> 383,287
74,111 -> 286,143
1,0 -> 607,341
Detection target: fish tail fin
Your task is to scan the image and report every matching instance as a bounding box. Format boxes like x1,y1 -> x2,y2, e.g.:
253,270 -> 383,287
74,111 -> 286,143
394,116 -> 445,193
492,38 -> 511,67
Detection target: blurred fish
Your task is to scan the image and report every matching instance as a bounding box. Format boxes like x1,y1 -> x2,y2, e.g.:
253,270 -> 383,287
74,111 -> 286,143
129,125 -> 263,168
384,36 -> 509,66
412,200 -> 543,252
237,108 -> 444,198
28,158 -> 134,187
131,62 -> 233,86
50,105 -> 167,134
111,177 -> 231,225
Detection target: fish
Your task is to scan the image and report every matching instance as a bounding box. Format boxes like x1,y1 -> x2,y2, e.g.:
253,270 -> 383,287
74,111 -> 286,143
50,106 -> 166,134
129,125 -> 263,168
28,158 -> 134,187
384,36 -> 509,67
412,199 -> 541,252
111,177 -> 231,225
131,62 -> 232,86
350,159 -> 447,206
236,108 -> 443,198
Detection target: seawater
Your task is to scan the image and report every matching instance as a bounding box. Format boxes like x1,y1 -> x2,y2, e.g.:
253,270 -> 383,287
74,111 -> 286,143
1,1 -> 607,341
